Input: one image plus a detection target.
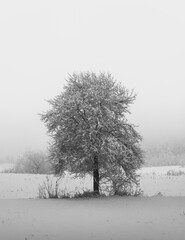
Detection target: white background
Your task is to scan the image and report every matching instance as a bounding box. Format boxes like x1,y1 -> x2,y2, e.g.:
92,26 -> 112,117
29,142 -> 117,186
0,0 -> 185,158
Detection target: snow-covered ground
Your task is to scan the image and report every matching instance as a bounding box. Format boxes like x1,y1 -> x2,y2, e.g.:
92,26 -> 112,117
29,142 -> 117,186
0,197 -> 185,240
139,166 -> 185,196
0,165 -> 185,198
0,165 -> 185,240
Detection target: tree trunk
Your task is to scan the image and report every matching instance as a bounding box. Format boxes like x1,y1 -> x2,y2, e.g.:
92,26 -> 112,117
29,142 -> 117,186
93,155 -> 99,194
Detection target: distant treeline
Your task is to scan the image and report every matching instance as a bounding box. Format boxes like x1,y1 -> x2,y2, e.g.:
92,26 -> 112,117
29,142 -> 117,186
144,140 -> 185,166
0,156 -> 15,164
1,140 -> 185,169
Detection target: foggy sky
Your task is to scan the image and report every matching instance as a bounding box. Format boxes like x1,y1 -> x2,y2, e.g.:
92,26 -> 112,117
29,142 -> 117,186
0,0 -> 185,159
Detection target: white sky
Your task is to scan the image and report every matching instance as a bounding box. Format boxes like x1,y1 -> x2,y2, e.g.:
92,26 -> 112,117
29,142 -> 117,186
0,0 -> 185,159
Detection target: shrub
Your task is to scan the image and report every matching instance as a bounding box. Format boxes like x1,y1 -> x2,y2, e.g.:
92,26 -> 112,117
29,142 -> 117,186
156,192 -> 163,196
166,170 -> 185,176
113,185 -> 143,197
100,167 -> 142,197
73,190 -> 105,199
38,176 -> 62,199
2,168 -> 15,173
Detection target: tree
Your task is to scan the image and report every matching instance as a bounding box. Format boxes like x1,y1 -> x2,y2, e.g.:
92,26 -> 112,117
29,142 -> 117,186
41,72 -> 143,195
14,151 -> 52,174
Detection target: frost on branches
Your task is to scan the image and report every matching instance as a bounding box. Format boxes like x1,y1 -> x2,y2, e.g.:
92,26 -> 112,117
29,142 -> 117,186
41,72 -> 143,195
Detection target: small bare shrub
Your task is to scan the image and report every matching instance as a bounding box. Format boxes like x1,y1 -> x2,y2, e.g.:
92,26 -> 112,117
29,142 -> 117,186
38,176 -> 62,199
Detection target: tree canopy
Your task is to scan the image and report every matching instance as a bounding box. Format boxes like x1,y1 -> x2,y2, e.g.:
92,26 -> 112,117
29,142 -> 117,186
41,72 -> 143,194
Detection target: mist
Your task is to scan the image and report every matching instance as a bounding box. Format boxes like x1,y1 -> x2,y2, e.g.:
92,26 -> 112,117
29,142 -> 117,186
0,0 -> 185,160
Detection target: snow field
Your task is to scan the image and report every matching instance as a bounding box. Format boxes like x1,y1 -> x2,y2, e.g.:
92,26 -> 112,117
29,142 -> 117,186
0,166 -> 185,240
0,197 -> 185,240
0,165 -> 185,198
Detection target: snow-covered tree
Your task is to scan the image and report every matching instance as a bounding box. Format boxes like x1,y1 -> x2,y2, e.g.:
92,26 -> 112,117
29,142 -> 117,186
41,72 -> 143,194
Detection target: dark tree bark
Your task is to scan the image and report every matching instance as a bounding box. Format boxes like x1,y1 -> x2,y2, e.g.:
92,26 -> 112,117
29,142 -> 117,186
93,155 -> 99,194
